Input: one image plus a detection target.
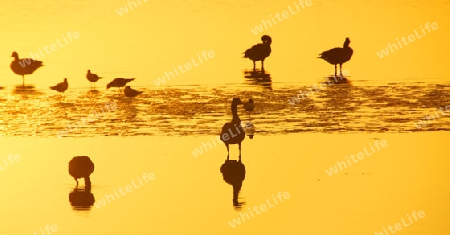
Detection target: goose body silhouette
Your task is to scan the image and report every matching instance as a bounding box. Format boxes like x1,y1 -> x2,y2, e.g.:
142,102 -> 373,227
124,85 -> 143,97
107,78 -> 135,91
86,70 -> 102,89
244,35 -> 272,73
10,51 -> 43,87
318,38 -> 353,77
69,156 -> 94,188
50,78 -> 68,94
220,98 -> 245,161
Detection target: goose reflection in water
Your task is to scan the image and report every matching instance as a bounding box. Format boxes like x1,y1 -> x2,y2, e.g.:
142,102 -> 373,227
220,159 -> 246,210
69,187 -> 95,211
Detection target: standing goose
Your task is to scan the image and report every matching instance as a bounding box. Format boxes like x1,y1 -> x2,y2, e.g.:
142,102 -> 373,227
220,98 -> 245,161
243,35 -> 272,73
86,70 -> 102,89
69,156 -> 94,188
50,78 -> 68,95
10,51 -> 43,88
318,37 -> 353,78
107,78 -> 135,93
124,85 -> 143,97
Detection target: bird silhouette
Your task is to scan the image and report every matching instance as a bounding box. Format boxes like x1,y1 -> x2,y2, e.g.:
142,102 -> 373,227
107,78 -> 135,93
86,70 -> 102,89
220,98 -> 245,161
318,37 -> 353,78
10,51 -> 44,88
243,35 -> 272,73
243,98 -> 254,112
69,156 -> 94,188
50,78 -> 68,95
124,85 -> 143,97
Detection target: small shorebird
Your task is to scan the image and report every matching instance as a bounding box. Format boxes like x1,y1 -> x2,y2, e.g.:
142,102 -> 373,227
107,78 -> 135,94
69,156 -> 94,188
243,35 -> 272,73
220,98 -> 245,161
50,78 -> 68,96
86,70 -> 102,89
318,37 -> 353,78
10,51 -> 44,88
124,85 -> 143,97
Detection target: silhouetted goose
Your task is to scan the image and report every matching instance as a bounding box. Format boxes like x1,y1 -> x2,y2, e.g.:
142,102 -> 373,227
107,78 -> 135,93
69,156 -> 94,188
50,78 -> 68,95
86,70 -> 102,89
10,51 -> 44,88
124,85 -> 143,97
318,38 -> 353,77
220,98 -> 245,161
243,35 -> 272,73
243,98 -> 254,112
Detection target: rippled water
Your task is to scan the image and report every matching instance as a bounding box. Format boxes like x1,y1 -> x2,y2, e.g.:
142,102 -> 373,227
1,78 -> 449,137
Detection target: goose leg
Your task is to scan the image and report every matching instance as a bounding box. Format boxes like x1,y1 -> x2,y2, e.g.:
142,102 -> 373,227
253,61 -> 256,72
22,75 -> 25,88
261,60 -> 265,74
226,143 -> 230,160
339,64 -> 343,79
334,64 -> 337,79
238,143 -> 242,162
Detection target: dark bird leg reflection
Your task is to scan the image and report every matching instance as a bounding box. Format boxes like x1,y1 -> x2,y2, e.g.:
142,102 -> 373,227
220,159 -> 246,210
69,186 -> 95,211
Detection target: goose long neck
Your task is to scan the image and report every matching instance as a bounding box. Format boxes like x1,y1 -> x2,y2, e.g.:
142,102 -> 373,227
231,104 -> 240,121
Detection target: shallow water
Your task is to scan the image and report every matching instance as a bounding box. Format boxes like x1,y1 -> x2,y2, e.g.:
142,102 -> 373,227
1,79 -> 450,137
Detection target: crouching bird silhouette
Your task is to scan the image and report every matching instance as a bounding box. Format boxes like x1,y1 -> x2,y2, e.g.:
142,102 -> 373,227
220,98 -> 245,161
69,156 -> 94,189
220,159 -> 246,210
244,35 -> 272,74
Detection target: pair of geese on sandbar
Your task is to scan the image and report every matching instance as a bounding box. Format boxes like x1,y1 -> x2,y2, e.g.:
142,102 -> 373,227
10,52 -> 143,97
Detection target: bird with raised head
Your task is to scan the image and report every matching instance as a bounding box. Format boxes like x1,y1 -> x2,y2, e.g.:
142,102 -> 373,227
243,35 -> 272,73
124,85 -> 143,97
86,70 -> 102,89
220,98 -> 245,161
243,98 -> 254,112
107,78 -> 135,93
69,156 -> 94,188
318,37 -> 353,78
10,51 -> 44,88
50,78 -> 68,95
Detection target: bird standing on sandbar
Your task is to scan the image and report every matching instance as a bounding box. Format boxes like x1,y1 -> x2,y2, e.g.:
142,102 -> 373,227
243,35 -> 272,73
318,37 -> 353,78
107,78 -> 135,94
220,98 -> 245,162
50,78 -> 68,96
124,86 -> 143,97
10,51 -> 43,88
69,156 -> 94,188
86,70 -> 102,90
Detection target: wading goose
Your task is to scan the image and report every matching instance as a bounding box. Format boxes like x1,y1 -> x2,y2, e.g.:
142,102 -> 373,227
243,98 -> 254,112
10,51 -> 44,88
86,70 -> 102,89
50,78 -> 68,95
124,85 -> 143,97
69,156 -> 94,188
243,35 -> 272,73
220,98 -> 245,161
318,37 -> 353,78
107,78 -> 135,93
